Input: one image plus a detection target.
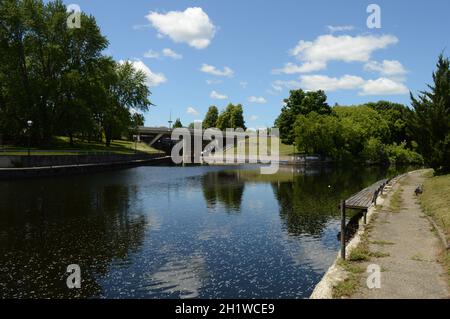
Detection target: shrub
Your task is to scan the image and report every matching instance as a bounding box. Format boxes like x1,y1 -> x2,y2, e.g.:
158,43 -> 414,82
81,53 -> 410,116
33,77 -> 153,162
386,142 -> 424,164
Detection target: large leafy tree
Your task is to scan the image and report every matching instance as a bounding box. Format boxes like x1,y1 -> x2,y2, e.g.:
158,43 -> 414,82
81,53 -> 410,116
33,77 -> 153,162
101,60 -> 151,146
275,89 -> 331,145
203,106 -> 218,129
366,101 -> 410,145
409,54 -> 450,173
294,112 -> 343,158
0,0 -> 109,144
217,104 -> 246,130
0,0 -> 152,147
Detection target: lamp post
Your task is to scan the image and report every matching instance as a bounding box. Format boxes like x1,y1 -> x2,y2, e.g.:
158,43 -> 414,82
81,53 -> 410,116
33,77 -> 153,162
27,120 -> 33,156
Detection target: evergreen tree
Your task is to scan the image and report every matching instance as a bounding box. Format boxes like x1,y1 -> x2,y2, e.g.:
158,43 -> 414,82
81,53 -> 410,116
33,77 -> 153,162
409,54 -> 450,173
173,118 -> 183,128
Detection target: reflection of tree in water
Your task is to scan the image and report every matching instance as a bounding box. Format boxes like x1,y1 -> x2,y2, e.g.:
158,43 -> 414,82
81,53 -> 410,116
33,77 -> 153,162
201,171 -> 245,213
0,180 -> 147,298
272,166 -> 390,237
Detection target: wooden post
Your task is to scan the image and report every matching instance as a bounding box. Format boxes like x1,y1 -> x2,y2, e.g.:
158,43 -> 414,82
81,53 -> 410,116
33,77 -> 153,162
340,200 -> 346,260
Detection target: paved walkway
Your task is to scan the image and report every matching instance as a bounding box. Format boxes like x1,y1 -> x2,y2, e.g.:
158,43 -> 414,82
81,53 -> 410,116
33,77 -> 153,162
352,171 -> 449,299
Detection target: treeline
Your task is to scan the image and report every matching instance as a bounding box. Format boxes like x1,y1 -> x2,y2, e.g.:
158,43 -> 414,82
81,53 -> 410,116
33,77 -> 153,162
174,104 -> 246,130
275,55 -> 450,173
0,0 -> 150,146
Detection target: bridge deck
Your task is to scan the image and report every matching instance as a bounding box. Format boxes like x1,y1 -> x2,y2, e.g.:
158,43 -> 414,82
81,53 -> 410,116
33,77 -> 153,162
345,179 -> 389,210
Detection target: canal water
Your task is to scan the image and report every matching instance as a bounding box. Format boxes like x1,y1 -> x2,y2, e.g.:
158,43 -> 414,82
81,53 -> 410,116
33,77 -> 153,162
0,165 -> 412,299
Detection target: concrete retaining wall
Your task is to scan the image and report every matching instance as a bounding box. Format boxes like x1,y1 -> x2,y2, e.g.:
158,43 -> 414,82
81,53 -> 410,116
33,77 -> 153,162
0,153 -> 164,168
0,156 -> 171,179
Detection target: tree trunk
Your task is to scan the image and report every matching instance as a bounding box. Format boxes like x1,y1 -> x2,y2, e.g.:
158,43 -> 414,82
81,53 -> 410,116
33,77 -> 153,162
105,126 -> 112,147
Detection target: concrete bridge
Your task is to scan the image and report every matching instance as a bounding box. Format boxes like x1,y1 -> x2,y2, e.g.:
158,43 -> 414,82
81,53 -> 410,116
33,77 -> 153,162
136,126 -> 174,153
136,126 -> 222,158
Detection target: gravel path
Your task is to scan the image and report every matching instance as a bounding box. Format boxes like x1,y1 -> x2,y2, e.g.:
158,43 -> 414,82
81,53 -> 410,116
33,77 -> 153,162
352,171 -> 449,299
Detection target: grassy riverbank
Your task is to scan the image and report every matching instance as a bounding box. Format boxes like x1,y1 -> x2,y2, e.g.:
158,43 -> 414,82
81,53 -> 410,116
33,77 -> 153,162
229,136 -> 298,157
420,172 -> 450,285
0,136 -> 161,155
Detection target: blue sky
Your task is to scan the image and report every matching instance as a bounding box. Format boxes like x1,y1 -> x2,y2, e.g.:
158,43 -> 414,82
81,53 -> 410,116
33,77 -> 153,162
62,0 -> 450,128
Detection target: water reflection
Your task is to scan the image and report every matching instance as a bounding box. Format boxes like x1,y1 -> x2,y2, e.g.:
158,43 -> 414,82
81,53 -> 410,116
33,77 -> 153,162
0,177 -> 147,298
0,165 -> 415,299
272,166 -> 391,237
201,171 -> 245,213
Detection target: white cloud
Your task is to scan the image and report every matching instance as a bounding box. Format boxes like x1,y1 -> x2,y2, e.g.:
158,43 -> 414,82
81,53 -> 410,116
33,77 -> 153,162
162,48 -> 183,59
364,60 -> 407,77
248,96 -> 267,104
206,79 -> 223,85
210,90 -> 228,100
297,74 -> 408,95
286,34 -> 398,73
271,80 -> 302,91
327,25 -> 354,33
239,81 -> 248,88
144,50 -> 159,59
187,107 -> 199,115
123,60 -> 167,87
299,75 -> 366,91
249,115 -> 259,121
200,64 -> 234,77
272,61 -> 326,74
146,7 -> 216,49
359,78 -> 409,96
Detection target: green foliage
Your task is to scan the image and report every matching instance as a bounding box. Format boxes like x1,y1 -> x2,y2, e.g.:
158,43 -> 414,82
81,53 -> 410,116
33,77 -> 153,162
408,54 -> 450,173
294,112 -> 342,157
217,104 -> 246,130
334,106 -> 391,144
0,0 -> 151,147
362,137 -> 389,163
291,103 -> 424,164
203,106 -> 218,129
275,89 -> 331,145
173,118 -> 183,129
366,101 -> 411,144
385,142 -> 424,164
131,113 -> 145,127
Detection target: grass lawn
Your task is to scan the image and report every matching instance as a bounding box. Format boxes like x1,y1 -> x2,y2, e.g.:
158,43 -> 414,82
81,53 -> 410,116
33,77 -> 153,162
225,136 -> 297,157
421,172 -> 450,241
420,171 -> 450,286
0,136 -> 162,155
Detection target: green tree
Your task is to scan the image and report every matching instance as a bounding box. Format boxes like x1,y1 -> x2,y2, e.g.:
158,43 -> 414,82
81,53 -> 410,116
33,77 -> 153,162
275,89 -> 331,145
294,112 -> 342,158
0,0 -> 153,147
0,0 -> 109,144
217,104 -> 246,130
131,113 -> 145,127
409,54 -> 450,173
366,101 -> 410,145
102,61 -> 151,146
173,118 -> 183,128
203,106 -> 218,129
334,106 -> 390,157
362,137 -> 388,163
